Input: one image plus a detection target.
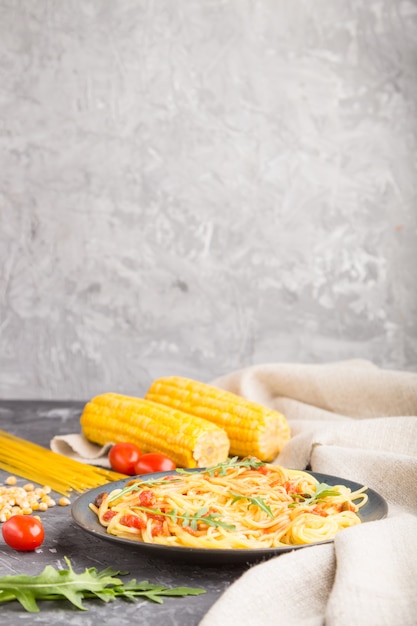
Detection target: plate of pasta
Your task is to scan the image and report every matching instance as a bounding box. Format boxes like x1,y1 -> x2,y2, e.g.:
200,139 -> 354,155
71,457 -> 388,564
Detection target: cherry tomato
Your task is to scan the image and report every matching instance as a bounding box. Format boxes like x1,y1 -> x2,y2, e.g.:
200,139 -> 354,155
108,442 -> 142,475
134,453 -> 176,474
2,515 -> 45,551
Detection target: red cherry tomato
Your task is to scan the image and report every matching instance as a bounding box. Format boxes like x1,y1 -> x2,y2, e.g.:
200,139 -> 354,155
2,515 -> 45,551
134,453 -> 176,474
108,443 -> 142,475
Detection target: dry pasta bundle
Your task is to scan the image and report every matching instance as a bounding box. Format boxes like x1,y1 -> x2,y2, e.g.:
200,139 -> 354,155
0,429 -> 124,496
90,457 -> 368,550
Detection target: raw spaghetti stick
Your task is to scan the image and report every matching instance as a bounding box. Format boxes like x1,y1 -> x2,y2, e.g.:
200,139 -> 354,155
0,430 -> 124,496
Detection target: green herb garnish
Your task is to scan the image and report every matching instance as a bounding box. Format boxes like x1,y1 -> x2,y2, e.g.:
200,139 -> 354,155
178,456 -> 265,477
205,456 -> 266,476
0,557 -> 205,613
288,482 -> 341,508
230,492 -> 274,518
132,505 -> 236,531
108,477 -> 182,503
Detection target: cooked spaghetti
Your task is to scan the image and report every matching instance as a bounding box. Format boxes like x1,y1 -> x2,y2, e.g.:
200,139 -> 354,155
89,457 -> 368,549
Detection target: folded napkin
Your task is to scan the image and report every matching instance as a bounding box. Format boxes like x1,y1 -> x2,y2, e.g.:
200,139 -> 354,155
50,433 -> 112,467
199,360 -> 417,626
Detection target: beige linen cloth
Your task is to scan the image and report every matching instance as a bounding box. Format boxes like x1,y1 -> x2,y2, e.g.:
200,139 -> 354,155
51,360 -> 417,626
200,360 -> 417,626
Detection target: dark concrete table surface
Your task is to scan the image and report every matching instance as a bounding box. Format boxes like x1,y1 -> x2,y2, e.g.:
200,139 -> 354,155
0,400 -> 250,625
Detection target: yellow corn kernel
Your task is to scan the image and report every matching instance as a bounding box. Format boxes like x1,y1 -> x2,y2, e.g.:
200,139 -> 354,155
5,476 -> 17,485
38,502 -> 48,511
80,393 -> 230,469
23,483 -> 34,492
59,497 -> 71,506
21,507 -> 33,515
146,376 -> 291,462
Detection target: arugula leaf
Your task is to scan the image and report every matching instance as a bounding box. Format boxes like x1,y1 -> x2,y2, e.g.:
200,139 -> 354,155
0,557 -> 205,613
0,557 -> 120,612
110,580 -> 205,605
230,492 -> 274,518
289,482 -> 341,507
108,477 -> 183,503
178,457 -> 265,478
132,505 -> 236,531
204,456 -> 266,476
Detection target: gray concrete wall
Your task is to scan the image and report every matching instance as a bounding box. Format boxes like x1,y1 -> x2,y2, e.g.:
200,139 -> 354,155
1,0 -> 416,400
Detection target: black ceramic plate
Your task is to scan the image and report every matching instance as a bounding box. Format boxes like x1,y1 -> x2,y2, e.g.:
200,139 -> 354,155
71,469 -> 388,565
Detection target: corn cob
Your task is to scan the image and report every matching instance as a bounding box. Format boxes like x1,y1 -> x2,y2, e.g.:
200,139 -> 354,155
80,393 -> 230,469
145,376 -> 291,462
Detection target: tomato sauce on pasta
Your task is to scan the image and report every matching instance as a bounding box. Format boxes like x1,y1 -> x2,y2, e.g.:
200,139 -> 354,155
89,458 -> 368,549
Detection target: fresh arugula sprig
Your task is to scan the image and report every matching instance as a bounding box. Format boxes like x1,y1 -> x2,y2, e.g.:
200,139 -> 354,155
108,477 -> 182,503
207,456 -> 266,476
288,483 -> 341,508
178,456 -> 265,477
229,492 -> 274,518
132,505 -> 236,531
0,557 -> 205,613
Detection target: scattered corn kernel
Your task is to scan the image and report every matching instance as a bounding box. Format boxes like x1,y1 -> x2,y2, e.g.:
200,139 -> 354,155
21,507 -> 33,515
59,497 -> 71,506
0,478 -> 63,522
